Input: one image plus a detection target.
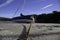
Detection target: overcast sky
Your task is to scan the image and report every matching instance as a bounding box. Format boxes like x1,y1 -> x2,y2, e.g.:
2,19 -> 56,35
0,0 -> 60,18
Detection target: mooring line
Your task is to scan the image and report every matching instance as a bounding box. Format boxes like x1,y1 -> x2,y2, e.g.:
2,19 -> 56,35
24,23 -> 32,40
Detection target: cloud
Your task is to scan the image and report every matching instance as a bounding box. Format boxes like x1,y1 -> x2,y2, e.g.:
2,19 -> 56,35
41,4 -> 53,9
0,0 -> 14,7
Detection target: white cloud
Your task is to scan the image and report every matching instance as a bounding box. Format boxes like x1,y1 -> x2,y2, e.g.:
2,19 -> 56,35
0,0 -> 14,7
41,4 -> 53,9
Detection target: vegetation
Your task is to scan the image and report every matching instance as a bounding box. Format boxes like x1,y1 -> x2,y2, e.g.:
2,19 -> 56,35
36,11 -> 60,23
0,11 -> 60,23
0,17 -> 11,21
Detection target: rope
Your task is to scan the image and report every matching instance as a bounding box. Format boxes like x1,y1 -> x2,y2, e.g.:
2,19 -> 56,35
24,16 -> 35,40
24,23 -> 32,40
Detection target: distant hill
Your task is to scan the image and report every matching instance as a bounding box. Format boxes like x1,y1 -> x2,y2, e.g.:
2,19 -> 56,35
12,11 -> 60,23
1,11 -> 59,23
36,11 -> 60,23
0,17 -> 11,21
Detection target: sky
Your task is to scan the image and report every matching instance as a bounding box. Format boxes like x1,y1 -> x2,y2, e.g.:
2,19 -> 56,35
0,0 -> 60,18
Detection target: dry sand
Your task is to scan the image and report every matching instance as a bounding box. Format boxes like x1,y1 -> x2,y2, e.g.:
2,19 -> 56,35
0,21 -> 60,40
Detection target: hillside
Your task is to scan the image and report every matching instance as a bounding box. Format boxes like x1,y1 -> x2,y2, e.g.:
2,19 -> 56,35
0,11 -> 60,23
0,17 -> 11,21
36,11 -> 60,23
12,11 -> 60,23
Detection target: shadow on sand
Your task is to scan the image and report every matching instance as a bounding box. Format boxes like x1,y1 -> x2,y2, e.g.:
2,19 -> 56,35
17,25 -> 26,40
